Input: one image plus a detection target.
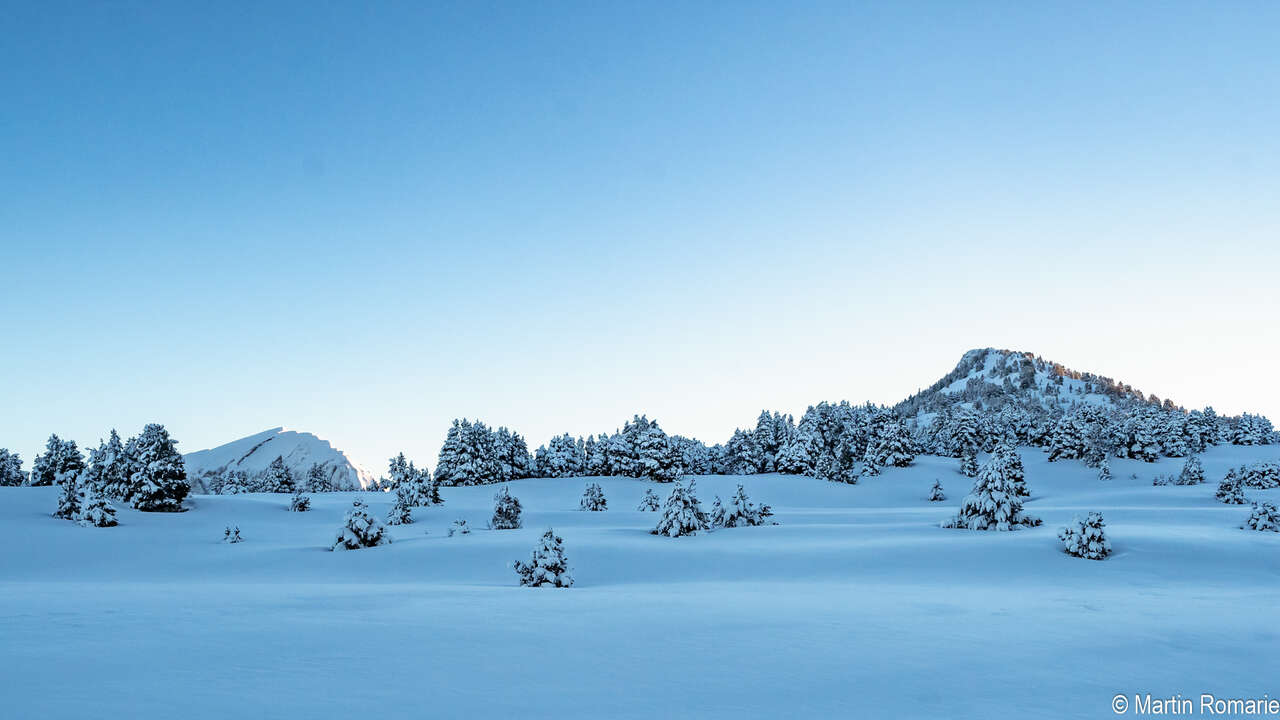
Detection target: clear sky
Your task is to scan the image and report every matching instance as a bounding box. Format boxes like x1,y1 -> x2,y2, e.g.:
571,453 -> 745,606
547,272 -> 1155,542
3,1 -> 1278,473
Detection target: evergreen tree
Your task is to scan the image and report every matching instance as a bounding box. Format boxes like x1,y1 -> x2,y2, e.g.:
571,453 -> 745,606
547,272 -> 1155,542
959,449 -> 979,478
386,485 -> 414,525
1058,512 -> 1112,560
928,480 -> 946,502
53,470 -> 82,520
305,463 -> 332,493
30,434 -> 84,487
635,418 -> 682,482
448,519 -> 471,536
220,470 -> 251,495
127,424 -> 189,512
288,490 -> 311,512
0,448 -> 23,486
866,413 -> 915,467
942,455 -> 1042,531
1242,502 -> 1280,532
1098,455 -> 1112,482
331,499 -> 392,550
514,528 -> 574,588
709,496 -> 726,527
387,453 -> 412,490
774,438 -> 811,475
78,483 -> 118,527
223,526 -> 243,543
994,445 -> 1028,498
718,484 -> 773,528
1176,455 -> 1205,485
637,488 -> 661,511
489,486 -> 523,529
91,430 -> 131,499
1215,471 -> 1247,504
650,480 -> 710,538
261,456 -> 296,493
579,482 -> 607,511
1239,462 -> 1280,489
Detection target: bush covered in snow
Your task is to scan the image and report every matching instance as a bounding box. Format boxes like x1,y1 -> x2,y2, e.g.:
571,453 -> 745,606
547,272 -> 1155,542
1058,512 -> 1111,560
489,486 -> 522,529
1216,471 -> 1248,504
579,482 -> 607,511
651,480 -> 710,538
942,454 -> 1041,531
1238,462 -> 1280,489
332,499 -> 392,550
1098,455 -> 1111,482
1242,502 -> 1280,533
288,491 -> 311,512
636,488 -> 660,511
448,519 -> 470,536
514,528 -> 573,588
713,485 -> 773,528
223,526 -> 242,543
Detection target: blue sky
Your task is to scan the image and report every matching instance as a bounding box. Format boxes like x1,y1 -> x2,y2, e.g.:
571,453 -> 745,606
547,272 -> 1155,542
3,1 -> 1278,471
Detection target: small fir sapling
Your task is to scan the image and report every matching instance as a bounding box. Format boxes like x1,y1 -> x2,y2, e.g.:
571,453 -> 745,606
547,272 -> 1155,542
1098,455 -> 1112,482
489,486 -> 523,529
223,526 -> 243,543
942,454 -> 1041,531
1177,455 -> 1205,485
331,499 -> 392,550
651,480 -> 710,538
1216,470 -> 1248,504
386,485 -> 414,525
288,490 -> 311,512
637,488 -> 661,511
448,519 -> 471,536
53,470 -> 82,520
1058,512 -> 1112,560
718,484 -> 773,528
928,480 -> 946,502
513,528 -> 574,588
579,482 -> 607,511
77,483 -> 118,527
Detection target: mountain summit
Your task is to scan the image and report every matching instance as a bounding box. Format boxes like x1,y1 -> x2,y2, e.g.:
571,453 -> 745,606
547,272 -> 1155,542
183,427 -> 375,492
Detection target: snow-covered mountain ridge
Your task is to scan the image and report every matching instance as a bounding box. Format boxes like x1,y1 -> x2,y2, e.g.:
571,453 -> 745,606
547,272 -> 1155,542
183,427 -> 375,491
897,348 -> 1172,417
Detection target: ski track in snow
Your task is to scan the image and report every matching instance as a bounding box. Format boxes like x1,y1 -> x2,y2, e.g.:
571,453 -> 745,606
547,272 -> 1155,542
3,446 -> 1279,719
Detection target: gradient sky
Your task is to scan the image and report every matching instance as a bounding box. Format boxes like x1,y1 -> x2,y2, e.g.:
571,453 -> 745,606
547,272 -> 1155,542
3,1 -> 1278,473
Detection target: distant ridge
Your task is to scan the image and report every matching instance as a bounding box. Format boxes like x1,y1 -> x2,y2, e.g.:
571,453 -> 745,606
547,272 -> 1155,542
183,427 -> 375,491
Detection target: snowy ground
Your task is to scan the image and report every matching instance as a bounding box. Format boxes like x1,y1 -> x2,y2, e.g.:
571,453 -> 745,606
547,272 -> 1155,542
3,447 -> 1279,719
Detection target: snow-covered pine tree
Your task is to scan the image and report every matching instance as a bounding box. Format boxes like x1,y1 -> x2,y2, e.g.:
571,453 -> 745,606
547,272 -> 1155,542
288,490 -> 311,512
635,418 -> 682,482
1242,502 -> 1280,532
719,484 -> 773,528
305,463 -> 332,493
1176,455 -> 1205,485
448,519 -> 470,536
514,528 -> 574,588
220,470 -> 251,495
53,469 -> 82,519
77,483 -> 118,527
1058,512 -> 1112,560
1215,471 -> 1248,504
942,454 -> 1042,531
774,437 -> 811,475
1098,454 -> 1112,482
261,456 -> 296,493
30,434 -> 84,487
994,445 -> 1028,498
0,448 -> 24,486
928,480 -> 946,502
959,449 -> 979,478
866,413 -> 915,467
579,482 -> 607,511
127,424 -> 190,512
861,446 -> 881,478
223,526 -> 242,543
637,488 -> 661,511
331,499 -> 392,550
709,496 -> 726,527
650,480 -> 710,538
1239,462 -> 1280,489
489,486 -> 523,529
386,485 -> 414,525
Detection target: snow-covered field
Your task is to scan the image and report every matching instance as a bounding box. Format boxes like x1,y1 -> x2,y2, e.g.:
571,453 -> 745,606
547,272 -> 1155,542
3,447 -> 1279,719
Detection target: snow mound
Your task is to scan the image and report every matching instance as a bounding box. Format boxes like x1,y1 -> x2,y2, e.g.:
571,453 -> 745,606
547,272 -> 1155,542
183,427 -> 375,491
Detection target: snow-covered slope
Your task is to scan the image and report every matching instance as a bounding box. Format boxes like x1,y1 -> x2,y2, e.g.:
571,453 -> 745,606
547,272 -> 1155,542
898,347 -> 1165,417
183,427 -> 375,491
